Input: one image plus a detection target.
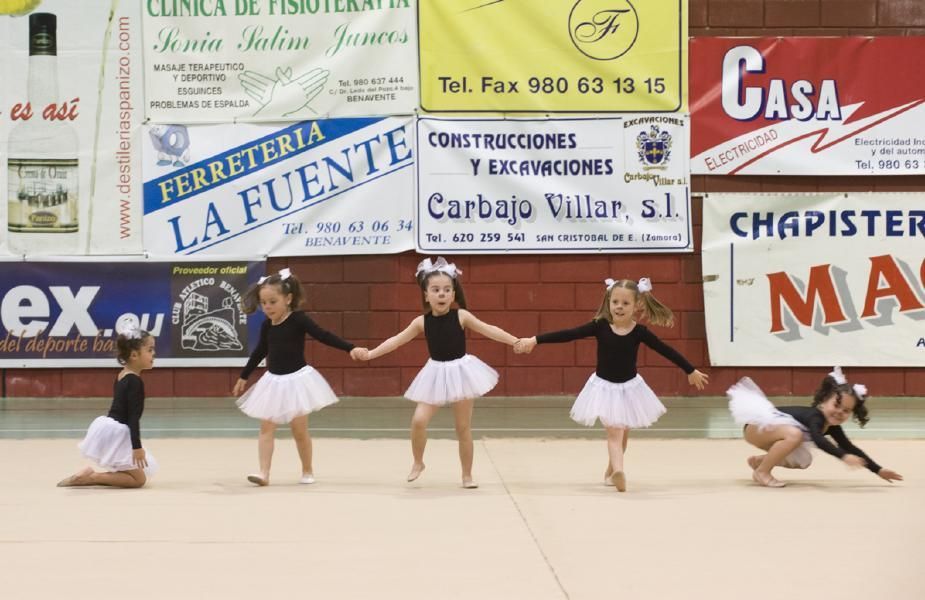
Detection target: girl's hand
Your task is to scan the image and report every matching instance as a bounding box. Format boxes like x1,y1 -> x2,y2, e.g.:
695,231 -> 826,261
842,454 -> 866,468
350,347 -> 369,361
687,369 -> 709,390
877,468 -> 903,482
232,378 -> 248,396
514,337 -> 537,354
132,448 -> 147,469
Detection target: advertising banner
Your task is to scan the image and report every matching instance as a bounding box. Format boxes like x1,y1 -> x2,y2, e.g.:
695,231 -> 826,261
702,193 -> 925,366
0,258 -> 265,367
143,0 -> 417,122
691,37 -> 925,175
142,117 -> 415,257
1,1 -> 143,256
419,0 -> 687,113
416,116 -> 691,254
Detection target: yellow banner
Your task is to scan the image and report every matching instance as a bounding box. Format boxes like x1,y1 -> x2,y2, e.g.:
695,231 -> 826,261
419,0 -> 687,113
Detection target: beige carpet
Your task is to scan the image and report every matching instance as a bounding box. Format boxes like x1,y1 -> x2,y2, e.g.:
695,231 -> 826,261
2,438 -> 922,600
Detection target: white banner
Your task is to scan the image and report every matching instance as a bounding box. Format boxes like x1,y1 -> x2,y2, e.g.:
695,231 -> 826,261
142,117 -> 415,257
702,193 -> 925,366
416,117 -> 692,254
1,1 -> 143,256
143,0 -> 417,122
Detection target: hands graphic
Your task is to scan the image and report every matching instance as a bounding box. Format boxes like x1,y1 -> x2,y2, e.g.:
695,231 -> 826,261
239,66 -> 330,117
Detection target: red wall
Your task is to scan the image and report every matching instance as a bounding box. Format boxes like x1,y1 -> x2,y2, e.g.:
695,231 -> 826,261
4,0 -> 924,398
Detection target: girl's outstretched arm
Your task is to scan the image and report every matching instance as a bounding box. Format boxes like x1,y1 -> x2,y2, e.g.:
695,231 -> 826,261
458,309 -> 518,346
367,316 -> 425,360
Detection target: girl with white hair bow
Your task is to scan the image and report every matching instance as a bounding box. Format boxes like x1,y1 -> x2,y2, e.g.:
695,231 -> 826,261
515,277 -> 708,492
360,257 -> 519,489
728,367 -> 903,487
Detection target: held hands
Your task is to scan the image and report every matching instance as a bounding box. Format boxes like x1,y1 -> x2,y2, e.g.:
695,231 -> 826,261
513,337 -> 537,354
842,454 -> 867,469
350,347 -> 370,361
687,369 -> 709,390
232,378 -> 248,396
132,448 -> 148,469
877,468 -> 903,483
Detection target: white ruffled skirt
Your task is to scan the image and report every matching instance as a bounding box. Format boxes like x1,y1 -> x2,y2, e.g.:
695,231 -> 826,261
78,416 -> 159,476
727,377 -> 813,468
570,374 -> 666,428
236,365 -> 339,424
405,355 -> 498,405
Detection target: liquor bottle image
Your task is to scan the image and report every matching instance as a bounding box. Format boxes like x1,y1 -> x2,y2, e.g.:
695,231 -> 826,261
6,12 -> 79,255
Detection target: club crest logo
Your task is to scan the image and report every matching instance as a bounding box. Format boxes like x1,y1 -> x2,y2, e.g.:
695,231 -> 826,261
636,125 -> 672,169
171,265 -> 251,357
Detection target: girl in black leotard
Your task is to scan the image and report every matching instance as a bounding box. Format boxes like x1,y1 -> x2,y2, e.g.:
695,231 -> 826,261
728,368 -> 904,488
233,268 -> 367,486
58,315 -> 157,489
516,278 -> 709,492
362,257 -> 518,488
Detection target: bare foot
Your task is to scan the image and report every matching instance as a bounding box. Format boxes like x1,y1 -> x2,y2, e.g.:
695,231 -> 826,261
604,466 -> 614,485
747,455 -> 764,470
57,466 -> 94,487
247,473 -> 269,486
752,470 -> 786,488
610,471 -> 627,492
462,477 -> 478,489
407,463 -> 425,482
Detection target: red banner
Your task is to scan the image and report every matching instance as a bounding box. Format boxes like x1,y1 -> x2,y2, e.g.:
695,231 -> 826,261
691,37 -> 925,175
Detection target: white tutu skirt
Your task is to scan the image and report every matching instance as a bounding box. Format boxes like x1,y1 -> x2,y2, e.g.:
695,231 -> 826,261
236,365 -> 339,424
78,416 -> 158,476
727,377 -> 814,468
727,377 -> 807,432
405,355 -> 498,405
570,374 -> 666,428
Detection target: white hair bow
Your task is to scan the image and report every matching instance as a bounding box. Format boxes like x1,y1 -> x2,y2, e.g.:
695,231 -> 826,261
637,277 -> 653,293
258,268 -> 292,285
115,314 -> 142,339
604,278 -> 616,289
828,366 -> 847,385
853,383 -> 868,399
416,257 -> 462,279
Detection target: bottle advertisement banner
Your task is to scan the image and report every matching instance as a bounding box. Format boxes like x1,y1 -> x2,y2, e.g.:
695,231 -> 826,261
143,0 -> 418,123
142,116 -> 415,257
691,37 -> 925,175
419,0 -> 687,113
0,0 -> 143,257
701,193 -> 925,366
416,116 -> 691,254
0,258 -> 265,367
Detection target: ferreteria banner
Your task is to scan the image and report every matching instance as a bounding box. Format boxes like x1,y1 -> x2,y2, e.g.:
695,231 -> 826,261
416,116 -> 691,254
702,194 -> 925,366
143,0 -> 417,122
142,117 -> 415,256
0,1 -> 143,257
691,37 -> 925,175
419,0 -> 687,113
0,258 -> 265,367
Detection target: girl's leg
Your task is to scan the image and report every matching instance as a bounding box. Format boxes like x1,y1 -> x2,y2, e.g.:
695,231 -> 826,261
452,398 -> 477,488
58,466 -> 146,488
250,420 -> 277,485
743,424 -> 804,487
290,414 -> 314,482
605,426 -> 628,491
409,402 -> 440,481
604,430 -> 630,482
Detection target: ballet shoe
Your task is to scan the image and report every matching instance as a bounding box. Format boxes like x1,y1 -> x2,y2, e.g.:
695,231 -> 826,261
610,471 -> 627,492
247,474 -> 269,486
462,478 -> 478,489
752,470 -> 786,488
407,463 -> 425,482
299,474 -> 315,485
